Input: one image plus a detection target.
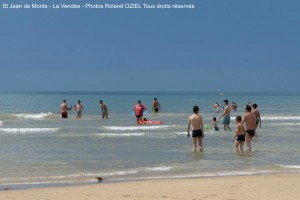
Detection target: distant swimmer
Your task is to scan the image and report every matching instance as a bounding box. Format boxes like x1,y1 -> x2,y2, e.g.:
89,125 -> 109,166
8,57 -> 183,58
75,100 -> 83,119
133,100 -> 147,124
252,103 -> 261,128
152,98 -> 161,113
187,106 -> 204,152
210,117 -> 219,131
214,102 -> 220,113
241,105 -> 257,151
233,116 -> 245,152
99,100 -> 108,119
60,100 -> 72,119
231,101 -> 237,111
219,99 -> 232,131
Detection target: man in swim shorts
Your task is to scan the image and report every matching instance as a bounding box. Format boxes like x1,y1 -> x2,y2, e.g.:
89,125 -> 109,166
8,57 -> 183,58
60,100 -> 72,119
187,106 -> 204,152
219,99 -> 232,131
133,100 -> 147,124
241,105 -> 257,151
152,98 -> 161,113
252,103 -> 261,128
99,100 -> 109,119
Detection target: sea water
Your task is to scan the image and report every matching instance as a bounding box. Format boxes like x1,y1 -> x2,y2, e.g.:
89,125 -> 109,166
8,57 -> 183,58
0,92 -> 299,189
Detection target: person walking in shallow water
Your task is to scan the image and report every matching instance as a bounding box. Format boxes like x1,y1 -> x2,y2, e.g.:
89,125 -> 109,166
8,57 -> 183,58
252,103 -> 261,128
187,106 -> 204,152
133,100 -> 147,124
152,98 -> 161,113
60,100 -> 72,118
99,100 -> 108,119
219,99 -> 232,131
242,105 -> 257,151
75,100 -> 83,119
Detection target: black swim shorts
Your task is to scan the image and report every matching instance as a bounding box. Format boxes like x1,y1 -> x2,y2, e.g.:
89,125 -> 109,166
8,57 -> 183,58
237,135 -> 245,141
192,129 -> 203,138
246,130 -> 255,138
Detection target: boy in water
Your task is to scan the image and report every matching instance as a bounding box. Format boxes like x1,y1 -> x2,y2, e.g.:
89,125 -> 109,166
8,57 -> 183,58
252,103 -> 261,128
219,99 -> 232,131
75,100 -> 83,119
152,98 -> 161,113
210,117 -> 219,131
99,100 -> 109,119
233,116 -> 245,152
187,106 -> 204,152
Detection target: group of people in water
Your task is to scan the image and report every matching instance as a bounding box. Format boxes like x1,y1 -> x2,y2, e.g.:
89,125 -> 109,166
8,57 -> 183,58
188,99 -> 262,152
60,98 -> 161,122
61,97 -> 261,153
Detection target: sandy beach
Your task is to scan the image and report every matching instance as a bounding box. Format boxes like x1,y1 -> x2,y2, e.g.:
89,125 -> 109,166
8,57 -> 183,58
1,173 -> 299,200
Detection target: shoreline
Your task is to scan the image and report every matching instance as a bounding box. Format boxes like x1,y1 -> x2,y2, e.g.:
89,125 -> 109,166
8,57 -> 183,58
1,173 -> 300,200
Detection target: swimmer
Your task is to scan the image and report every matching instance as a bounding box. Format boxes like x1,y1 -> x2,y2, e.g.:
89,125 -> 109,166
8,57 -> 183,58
233,116 -> 245,152
75,100 -> 83,119
133,100 -> 147,124
187,106 -> 204,152
252,103 -> 261,128
60,100 -> 72,119
99,100 -> 109,119
241,105 -> 257,151
210,117 -> 219,131
219,99 -> 232,131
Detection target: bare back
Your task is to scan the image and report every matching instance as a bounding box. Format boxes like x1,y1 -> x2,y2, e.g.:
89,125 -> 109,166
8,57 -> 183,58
189,114 -> 203,131
242,112 -> 256,130
224,105 -> 231,116
61,103 -> 67,112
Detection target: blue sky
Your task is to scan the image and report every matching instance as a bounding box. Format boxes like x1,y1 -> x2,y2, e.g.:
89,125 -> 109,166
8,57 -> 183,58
1,0 -> 300,92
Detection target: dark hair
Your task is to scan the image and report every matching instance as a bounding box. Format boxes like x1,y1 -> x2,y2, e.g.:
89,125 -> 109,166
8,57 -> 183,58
78,100 -> 81,103
236,116 -> 242,122
252,103 -> 257,108
245,105 -> 251,112
213,117 -> 217,121
193,106 -> 199,113
154,98 -> 157,101
223,99 -> 228,104
138,100 -> 141,103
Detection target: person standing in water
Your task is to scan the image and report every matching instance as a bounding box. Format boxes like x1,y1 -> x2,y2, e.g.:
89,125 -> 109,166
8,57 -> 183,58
133,100 -> 147,124
187,106 -> 204,152
241,105 -> 257,151
152,98 -> 161,113
60,100 -> 72,119
219,99 -> 232,131
75,100 -> 83,119
252,103 -> 261,128
233,116 -> 245,152
99,100 -> 109,119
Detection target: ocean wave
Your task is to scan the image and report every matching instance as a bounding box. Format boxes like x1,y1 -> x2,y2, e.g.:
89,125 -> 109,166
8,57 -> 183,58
271,123 -> 300,125
230,116 -> 300,121
145,166 -> 171,172
12,112 -> 53,120
279,165 -> 300,169
104,125 -> 169,131
96,133 -> 144,137
0,128 -> 59,133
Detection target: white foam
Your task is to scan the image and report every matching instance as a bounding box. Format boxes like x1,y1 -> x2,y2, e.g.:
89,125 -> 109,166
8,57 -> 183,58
0,128 -> 59,133
271,123 -> 300,125
96,133 -> 144,137
13,112 -> 53,120
262,116 -> 300,120
104,125 -> 168,131
279,165 -> 300,169
145,166 -> 171,172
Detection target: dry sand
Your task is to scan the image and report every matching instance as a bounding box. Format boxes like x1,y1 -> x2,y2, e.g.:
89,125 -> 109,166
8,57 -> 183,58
1,173 -> 300,200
